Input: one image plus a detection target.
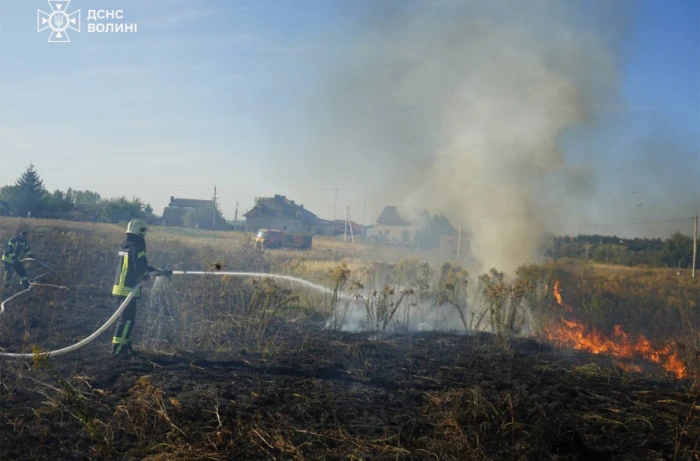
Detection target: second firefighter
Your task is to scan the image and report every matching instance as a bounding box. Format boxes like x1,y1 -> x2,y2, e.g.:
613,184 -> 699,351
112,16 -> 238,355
111,219 -> 165,358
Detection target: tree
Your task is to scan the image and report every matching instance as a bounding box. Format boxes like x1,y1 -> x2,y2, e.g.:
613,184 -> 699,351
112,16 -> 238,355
66,188 -> 102,206
96,197 -> 148,223
660,232 -> 694,268
43,189 -> 74,214
14,164 -> 46,217
0,185 -> 19,215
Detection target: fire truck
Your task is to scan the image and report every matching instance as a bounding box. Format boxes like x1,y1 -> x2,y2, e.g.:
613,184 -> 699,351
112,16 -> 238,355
255,229 -> 313,250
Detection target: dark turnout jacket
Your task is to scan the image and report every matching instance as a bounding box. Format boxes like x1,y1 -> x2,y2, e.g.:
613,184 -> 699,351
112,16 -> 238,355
112,234 -> 154,298
2,236 -> 33,264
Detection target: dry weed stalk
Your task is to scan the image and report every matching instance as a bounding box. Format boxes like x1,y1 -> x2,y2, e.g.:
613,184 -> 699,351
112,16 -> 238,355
327,262 -> 352,330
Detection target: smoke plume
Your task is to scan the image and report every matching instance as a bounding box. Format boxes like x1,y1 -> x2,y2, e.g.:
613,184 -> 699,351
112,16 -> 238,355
302,0 -> 629,273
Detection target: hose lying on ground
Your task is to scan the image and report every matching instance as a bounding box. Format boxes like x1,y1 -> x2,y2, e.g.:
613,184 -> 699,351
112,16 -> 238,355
1,258 -> 61,315
0,270 -> 348,358
0,282 -> 142,358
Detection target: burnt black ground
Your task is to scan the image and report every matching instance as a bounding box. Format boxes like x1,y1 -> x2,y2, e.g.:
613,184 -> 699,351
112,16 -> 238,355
1,321 -> 699,461
1,222 -> 698,459
0,268 -> 699,460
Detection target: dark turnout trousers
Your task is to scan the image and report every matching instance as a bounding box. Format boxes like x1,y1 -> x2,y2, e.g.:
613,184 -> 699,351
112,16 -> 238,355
3,262 -> 29,289
112,296 -> 137,356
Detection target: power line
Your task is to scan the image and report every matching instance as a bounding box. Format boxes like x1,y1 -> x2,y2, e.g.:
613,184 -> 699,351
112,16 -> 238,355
321,188 -> 351,225
551,217 -> 693,229
65,185 -> 212,191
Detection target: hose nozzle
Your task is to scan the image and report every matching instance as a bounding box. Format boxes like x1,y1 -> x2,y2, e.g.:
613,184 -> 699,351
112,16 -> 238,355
149,267 -> 173,280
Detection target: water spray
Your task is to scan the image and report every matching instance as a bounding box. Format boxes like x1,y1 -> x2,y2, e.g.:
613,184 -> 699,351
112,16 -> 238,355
170,270 -> 351,298
0,269 -> 349,358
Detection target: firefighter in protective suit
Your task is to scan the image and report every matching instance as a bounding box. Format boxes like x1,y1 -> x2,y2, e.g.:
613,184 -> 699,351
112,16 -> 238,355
111,219 -> 171,358
3,231 -> 34,292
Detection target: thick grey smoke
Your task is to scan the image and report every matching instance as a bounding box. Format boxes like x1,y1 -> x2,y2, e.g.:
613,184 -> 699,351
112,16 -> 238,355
300,0 -> 628,273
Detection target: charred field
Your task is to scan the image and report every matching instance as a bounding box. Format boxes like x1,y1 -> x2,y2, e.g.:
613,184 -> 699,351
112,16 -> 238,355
0,219 -> 699,460
1,323 -> 699,461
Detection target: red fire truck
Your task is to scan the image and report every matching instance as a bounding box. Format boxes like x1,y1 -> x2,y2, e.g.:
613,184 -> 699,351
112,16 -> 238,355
255,229 -> 313,250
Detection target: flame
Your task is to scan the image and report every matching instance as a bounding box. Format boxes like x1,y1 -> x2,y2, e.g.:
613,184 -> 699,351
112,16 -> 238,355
553,280 -> 563,306
552,280 -> 572,312
616,361 -> 643,373
543,319 -> 688,379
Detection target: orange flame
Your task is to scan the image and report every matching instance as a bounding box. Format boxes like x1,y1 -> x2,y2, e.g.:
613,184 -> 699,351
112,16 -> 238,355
553,280 -> 563,306
543,319 -> 687,379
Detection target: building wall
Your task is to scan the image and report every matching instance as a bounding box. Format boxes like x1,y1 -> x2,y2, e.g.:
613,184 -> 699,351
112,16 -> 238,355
440,235 -> 458,252
162,207 -> 190,227
368,224 -> 418,243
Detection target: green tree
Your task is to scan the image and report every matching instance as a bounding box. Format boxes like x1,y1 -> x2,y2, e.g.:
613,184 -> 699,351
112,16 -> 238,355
0,185 -> 19,214
66,188 -> 102,206
660,232 -> 694,268
96,196 -> 147,223
43,189 -> 74,213
14,164 -> 46,217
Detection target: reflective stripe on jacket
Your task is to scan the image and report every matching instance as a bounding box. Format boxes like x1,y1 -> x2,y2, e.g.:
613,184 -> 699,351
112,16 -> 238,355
112,235 -> 149,297
2,237 -> 33,264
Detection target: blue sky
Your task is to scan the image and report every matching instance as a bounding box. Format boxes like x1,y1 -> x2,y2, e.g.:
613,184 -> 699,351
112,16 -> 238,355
0,0 -> 698,237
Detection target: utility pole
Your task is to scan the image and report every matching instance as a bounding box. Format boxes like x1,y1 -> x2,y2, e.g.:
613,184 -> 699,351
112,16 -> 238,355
322,187 -> 351,234
693,214 -> 698,279
212,186 -> 217,231
363,181 -> 368,226
234,201 -> 239,231
344,206 -> 349,242
456,216 -> 463,258
349,206 -> 355,243
344,205 -> 355,243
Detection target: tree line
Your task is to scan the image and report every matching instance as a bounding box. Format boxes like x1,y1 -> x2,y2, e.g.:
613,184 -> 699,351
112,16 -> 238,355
0,165 -> 694,263
546,232 -> 696,269
0,164 -> 154,223
0,164 -> 228,229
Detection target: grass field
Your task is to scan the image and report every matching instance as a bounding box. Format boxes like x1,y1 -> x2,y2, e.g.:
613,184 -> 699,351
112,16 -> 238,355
0,217 -> 698,460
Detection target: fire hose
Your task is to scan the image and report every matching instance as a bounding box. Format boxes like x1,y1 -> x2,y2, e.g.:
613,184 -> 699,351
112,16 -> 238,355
1,258 -> 66,315
0,269 -> 345,358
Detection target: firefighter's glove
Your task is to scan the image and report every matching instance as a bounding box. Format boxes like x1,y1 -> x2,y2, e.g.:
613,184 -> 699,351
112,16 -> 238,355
162,269 -> 173,280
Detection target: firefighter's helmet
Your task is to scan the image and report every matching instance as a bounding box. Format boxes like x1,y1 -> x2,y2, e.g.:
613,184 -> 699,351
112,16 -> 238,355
126,219 -> 148,238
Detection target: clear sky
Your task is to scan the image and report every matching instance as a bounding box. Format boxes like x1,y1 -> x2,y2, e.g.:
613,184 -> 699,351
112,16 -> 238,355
0,0 -> 698,237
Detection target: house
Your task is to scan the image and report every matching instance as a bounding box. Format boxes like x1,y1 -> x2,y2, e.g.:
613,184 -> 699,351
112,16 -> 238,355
243,195 -> 322,233
162,196 -> 215,227
440,226 -> 473,254
368,206 -> 432,245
